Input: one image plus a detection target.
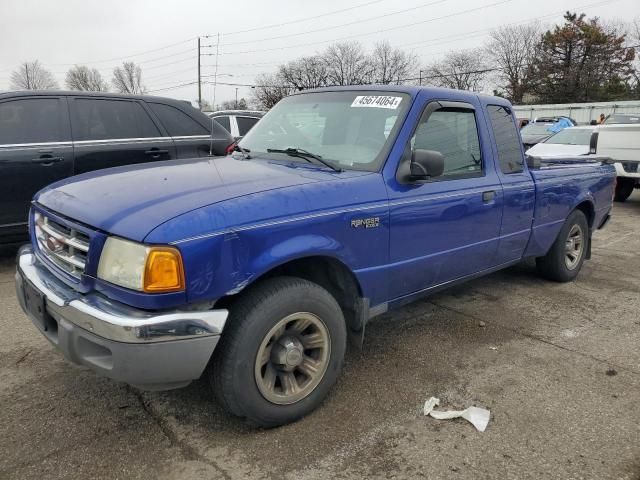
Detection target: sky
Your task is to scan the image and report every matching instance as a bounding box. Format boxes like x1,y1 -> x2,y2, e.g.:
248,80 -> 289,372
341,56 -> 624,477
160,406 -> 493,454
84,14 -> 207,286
1,0 -> 639,108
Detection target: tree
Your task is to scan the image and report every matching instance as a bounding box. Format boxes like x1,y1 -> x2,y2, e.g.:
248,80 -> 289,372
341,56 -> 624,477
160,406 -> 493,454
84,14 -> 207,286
530,12 -> 636,103
628,18 -> 640,93
220,98 -> 249,110
323,41 -> 374,85
65,65 -> 108,91
486,24 -> 541,103
371,41 -> 417,84
251,73 -> 295,110
112,62 -> 146,94
10,60 -> 58,90
279,56 -> 329,90
423,49 -> 489,91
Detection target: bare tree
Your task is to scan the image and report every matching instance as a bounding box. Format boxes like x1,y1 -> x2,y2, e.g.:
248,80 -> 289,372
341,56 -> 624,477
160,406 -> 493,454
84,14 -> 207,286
279,56 -> 329,90
65,65 -> 109,91
112,62 -> 146,94
220,98 -> 248,110
10,60 -> 58,90
251,73 -> 295,110
371,41 -> 417,84
323,41 -> 374,85
628,18 -> 640,90
486,24 -> 541,103
423,49 -> 489,92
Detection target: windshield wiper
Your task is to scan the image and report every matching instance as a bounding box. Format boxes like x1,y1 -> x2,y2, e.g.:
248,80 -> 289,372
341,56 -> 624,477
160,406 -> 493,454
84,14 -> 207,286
266,147 -> 343,172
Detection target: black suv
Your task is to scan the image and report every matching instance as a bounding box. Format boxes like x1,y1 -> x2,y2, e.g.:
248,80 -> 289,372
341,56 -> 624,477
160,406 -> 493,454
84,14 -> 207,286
0,91 -> 234,244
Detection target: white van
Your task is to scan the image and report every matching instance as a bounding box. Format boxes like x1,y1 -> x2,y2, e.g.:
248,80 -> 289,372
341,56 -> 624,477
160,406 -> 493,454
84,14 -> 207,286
594,124 -> 640,202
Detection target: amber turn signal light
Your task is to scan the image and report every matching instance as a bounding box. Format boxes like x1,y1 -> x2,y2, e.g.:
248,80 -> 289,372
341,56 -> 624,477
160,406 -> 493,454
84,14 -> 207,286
143,247 -> 185,293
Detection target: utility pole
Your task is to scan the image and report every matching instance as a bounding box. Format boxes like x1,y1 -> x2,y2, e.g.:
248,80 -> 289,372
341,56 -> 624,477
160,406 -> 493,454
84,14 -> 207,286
212,32 -> 220,111
235,87 -> 238,109
197,37 -> 201,109
419,70 -> 423,86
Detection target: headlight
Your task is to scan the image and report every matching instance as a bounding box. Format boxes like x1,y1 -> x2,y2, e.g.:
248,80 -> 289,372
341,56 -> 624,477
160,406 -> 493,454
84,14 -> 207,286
97,237 -> 185,293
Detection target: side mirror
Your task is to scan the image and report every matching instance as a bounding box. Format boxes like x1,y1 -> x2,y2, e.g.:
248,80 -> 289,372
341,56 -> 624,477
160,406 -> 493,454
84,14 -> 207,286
410,149 -> 445,179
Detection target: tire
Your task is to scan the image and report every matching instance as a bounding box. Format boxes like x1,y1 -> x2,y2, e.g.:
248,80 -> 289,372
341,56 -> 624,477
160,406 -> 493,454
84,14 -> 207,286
614,178 -> 635,202
536,210 -> 589,282
210,276 -> 347,427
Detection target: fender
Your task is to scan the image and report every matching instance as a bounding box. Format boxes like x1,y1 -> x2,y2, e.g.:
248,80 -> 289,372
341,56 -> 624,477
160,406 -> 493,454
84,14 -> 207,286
225,233 -> 358,295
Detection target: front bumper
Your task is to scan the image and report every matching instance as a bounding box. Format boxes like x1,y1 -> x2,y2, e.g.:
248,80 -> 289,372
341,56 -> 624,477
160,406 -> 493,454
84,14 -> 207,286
15,246 -> 228,390
614,162 -> 640,179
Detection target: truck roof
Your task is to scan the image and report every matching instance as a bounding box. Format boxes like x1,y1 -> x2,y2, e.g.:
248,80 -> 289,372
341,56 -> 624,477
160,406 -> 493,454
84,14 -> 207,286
295,85 -> 513,108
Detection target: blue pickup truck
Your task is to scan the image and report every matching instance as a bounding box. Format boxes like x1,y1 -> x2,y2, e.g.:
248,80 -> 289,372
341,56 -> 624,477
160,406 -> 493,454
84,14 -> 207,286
15,86 -> 615,426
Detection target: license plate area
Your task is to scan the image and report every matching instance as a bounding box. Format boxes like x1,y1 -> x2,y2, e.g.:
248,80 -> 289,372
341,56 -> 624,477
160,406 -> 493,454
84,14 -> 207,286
22,278 -> 53,333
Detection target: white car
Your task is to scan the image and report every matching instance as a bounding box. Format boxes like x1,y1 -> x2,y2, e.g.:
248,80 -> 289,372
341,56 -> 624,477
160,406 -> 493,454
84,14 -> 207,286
208,110 -> 265,140
525,126 -> 597,157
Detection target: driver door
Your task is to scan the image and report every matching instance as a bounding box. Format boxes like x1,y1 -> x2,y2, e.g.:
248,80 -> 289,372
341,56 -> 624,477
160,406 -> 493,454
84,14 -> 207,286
385,100 -> 504,300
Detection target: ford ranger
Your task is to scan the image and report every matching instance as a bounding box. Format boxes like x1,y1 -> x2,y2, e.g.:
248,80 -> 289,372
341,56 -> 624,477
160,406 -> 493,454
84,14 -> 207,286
15,86 -> 615,427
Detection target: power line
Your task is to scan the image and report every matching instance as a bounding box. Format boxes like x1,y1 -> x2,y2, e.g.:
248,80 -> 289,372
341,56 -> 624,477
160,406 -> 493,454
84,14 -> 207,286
402,0 -> 623,51
219,0 -> 451,47
221,0 -> 389,36
48,38 -> 196,66
224,0 -> 517,55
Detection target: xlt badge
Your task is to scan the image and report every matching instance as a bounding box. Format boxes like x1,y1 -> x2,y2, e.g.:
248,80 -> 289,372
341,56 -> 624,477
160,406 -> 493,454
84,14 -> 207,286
351,217 -> 380,229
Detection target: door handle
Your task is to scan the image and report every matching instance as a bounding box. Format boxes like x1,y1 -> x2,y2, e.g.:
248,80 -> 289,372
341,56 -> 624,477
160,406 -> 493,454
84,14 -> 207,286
482,190 -> 496,203
144,148 -> 169,157
31,155 -> 64,165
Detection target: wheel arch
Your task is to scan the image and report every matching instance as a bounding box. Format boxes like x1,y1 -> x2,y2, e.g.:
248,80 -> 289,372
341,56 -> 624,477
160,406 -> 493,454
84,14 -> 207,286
216,253 -> 368,336
573,199 -> 595,229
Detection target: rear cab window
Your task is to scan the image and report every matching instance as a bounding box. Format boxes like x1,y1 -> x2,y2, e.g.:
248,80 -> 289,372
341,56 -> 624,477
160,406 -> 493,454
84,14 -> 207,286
0,97 -> 66,144
147,103 -> 209,137
487,105 -> 524,174
71,98 -> 160,141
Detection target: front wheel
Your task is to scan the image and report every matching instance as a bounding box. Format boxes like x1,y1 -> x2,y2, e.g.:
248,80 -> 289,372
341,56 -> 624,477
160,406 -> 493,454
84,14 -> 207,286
536,210 -> 589,282
210,277 -> 347,427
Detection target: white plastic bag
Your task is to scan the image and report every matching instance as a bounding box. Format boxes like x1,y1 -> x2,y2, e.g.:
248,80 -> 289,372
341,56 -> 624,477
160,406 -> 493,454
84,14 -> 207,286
423,397 -> 490,432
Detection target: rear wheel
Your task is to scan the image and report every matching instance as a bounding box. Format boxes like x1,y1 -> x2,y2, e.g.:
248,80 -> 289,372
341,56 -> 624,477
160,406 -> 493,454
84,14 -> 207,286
536,210 -> 589,282
210,277 -> 346,427
614,178 -> 635,202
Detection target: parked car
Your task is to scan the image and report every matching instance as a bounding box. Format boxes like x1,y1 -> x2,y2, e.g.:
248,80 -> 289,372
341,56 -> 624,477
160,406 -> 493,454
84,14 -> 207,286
0,91 -> 234,244
16,86 -> 615,427
520,116 -> 576,149
525,126 -> 597,157
591,124 -> 640,202
603,113 -> 640,124
209,110 -> 266,140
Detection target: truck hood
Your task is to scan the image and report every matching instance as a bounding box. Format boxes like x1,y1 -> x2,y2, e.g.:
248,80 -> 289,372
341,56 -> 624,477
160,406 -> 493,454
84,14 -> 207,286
521,133 -> 551,145
35,156 -> 345,241
525,143 -> 590,157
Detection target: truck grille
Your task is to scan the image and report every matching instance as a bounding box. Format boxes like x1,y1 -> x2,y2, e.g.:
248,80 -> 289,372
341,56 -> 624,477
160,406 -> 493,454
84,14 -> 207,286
34,212 -> 90,279
621,162 -> 639,173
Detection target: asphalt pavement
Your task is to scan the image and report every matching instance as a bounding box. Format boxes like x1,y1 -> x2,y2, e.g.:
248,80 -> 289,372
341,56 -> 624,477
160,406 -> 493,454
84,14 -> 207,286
1,192 -> 639,480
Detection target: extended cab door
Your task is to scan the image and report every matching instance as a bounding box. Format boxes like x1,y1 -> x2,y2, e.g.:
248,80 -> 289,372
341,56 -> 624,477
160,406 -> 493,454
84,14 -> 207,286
0,96 -> 73,242
483,104 -> 535,264
70,96 -> 176,174
385,98 -> 503,300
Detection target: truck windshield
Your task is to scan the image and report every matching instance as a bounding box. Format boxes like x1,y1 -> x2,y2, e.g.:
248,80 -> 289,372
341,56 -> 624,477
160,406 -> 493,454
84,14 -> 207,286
239,91 -> 411,171
544,128 -> 594,145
